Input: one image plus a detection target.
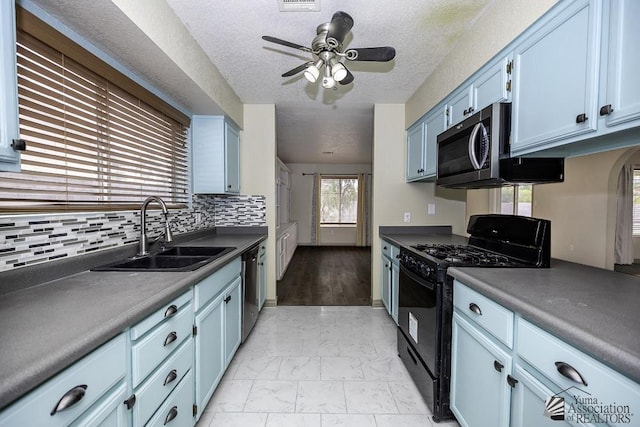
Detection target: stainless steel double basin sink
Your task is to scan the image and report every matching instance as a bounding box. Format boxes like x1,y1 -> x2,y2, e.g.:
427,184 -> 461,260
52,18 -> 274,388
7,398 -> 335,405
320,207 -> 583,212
92,246 -> 236,272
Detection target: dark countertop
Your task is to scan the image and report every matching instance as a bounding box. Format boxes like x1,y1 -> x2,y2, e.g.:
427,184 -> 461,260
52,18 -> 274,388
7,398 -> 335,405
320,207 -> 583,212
0,228 -> 266,410
380,229 -> 640,385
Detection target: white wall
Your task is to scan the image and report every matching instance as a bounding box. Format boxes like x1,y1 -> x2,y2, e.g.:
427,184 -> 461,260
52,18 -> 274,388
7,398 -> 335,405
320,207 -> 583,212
241,105 -> 277,304
371,104 -> 467,304
286,163 -> 372,246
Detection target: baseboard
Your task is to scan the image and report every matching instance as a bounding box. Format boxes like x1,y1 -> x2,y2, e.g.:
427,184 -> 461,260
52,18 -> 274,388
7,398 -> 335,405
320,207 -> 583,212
371,299 -> 384,308
263,298 -> 277,308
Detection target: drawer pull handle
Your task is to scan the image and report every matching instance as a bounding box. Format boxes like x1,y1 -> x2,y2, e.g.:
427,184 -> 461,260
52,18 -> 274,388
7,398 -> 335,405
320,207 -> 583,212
164,304 -> 178,318
469,303 -> 482,315
164,331 -> 178,347
493,360 -> 504,372
555,361 -> 588,386
51,384 -> 87,415
225,295 -> 232,304
123,394 -> 136,410
164,406 -> 178,425
164,369 -> 178,386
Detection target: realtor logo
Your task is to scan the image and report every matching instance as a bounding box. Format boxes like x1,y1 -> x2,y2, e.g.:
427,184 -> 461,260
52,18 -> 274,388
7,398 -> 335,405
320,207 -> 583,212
544,395 -> 566,420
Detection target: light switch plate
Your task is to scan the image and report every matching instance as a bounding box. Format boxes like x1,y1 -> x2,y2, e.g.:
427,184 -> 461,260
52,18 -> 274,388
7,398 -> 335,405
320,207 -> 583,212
428,203 -> 436,215
403,212 -> 411,223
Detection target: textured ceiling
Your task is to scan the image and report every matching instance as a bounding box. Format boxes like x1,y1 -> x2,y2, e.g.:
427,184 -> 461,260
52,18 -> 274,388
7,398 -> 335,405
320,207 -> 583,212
29,0 -> 494,164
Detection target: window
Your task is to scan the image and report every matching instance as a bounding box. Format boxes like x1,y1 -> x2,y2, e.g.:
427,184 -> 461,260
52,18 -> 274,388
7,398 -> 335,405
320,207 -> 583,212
633,169 -> 640,235
320,177 -> 358,225
500,184 -> 532,216
0,8 -> 190,213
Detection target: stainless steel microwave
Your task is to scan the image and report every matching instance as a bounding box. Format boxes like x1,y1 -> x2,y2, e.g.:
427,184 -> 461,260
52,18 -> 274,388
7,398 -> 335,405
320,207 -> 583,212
435,102 -> 564,188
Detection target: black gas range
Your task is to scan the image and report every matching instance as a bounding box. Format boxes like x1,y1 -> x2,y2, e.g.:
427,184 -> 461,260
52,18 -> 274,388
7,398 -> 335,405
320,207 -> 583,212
396,214 -> 551,422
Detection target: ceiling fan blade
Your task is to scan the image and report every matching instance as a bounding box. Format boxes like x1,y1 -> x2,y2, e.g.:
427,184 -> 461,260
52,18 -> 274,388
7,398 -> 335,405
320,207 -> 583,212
345,47 -> 396,62
339,68 -> 354,85
326,11 -> 354,48
262,35 -> 312,53
282,62 -> 313,77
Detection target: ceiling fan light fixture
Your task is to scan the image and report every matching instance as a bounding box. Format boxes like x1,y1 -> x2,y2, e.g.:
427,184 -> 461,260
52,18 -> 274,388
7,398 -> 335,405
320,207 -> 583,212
331,61 -> 347,82
304,60 -> 323,82
322,64 -> 336,88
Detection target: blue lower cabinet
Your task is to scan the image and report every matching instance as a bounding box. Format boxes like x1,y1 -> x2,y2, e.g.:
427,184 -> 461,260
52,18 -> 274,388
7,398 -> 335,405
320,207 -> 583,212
224,277 -> 242,367
194,292 -> 225,420
451,312 -> 511,427
71,382 -> 128,427
145,370 -> 194,427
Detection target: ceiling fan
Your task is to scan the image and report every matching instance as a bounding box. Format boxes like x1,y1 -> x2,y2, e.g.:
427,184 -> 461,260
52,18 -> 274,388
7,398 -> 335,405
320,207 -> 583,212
262,11 -> 396,89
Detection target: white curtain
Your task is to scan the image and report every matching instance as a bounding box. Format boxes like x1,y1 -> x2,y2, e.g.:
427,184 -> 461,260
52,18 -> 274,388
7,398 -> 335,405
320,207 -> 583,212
615,165 -> 634,264
311,174 -> 321,246
356,173 -> 368,246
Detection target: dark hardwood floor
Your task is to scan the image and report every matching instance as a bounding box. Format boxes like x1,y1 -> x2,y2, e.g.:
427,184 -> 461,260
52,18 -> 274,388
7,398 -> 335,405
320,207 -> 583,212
277,246 -> 372,306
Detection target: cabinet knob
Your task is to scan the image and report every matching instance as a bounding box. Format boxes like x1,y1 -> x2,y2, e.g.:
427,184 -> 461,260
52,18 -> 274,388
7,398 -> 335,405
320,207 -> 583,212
599,104 -> 614,116
468,303 -> 482,316
576,113 -> 588,123
555,361 -> 588,386
493,360 -> 504,372
225,295 -> 232,304
163,331 -> 178,347
123,394 -> 136,410
507,375 -> 518,388
51,385 -> 87,415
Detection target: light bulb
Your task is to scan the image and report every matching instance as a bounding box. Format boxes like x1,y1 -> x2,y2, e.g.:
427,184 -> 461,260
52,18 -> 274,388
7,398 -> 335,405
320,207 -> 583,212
304,65 -> 320,83
331,62 -> 347,82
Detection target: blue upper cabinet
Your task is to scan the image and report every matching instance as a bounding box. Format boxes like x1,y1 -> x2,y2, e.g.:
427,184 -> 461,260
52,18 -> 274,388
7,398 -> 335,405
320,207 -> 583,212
511,0 -> 600,154
601,0 -> 640,128
447,85 -> 473,127
473,54 -> 512,112
406,120 -> 426,181
192,115 -> 241,195
0,0 -> 21,172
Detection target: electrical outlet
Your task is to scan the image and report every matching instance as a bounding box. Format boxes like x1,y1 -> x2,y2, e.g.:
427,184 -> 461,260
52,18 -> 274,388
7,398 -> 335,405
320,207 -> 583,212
428,203 -> 436,215
403,212 -> 411,223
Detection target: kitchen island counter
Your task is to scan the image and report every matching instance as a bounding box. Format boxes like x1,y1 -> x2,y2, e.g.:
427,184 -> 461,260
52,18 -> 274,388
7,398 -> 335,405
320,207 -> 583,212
0,228 -> 266,410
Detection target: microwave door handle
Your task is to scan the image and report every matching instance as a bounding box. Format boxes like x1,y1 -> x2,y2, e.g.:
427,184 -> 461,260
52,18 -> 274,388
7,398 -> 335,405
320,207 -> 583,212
468,123 -> 489,170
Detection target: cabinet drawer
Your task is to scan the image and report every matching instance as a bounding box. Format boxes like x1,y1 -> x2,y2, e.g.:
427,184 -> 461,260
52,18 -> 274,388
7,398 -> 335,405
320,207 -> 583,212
130,291 -> 191,340
0,334 -> 126,427
133,338 -> 193,426
381,241 -> 399,262
516,318 -> 640,415
193,258 -> 241,311
131,305 -> 192,387
453,280 -> 514,348
146,370 -> 194,427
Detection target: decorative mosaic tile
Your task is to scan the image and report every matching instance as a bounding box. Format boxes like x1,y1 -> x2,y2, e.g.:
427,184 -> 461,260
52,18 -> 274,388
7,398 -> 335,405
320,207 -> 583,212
0,194 -> 266,272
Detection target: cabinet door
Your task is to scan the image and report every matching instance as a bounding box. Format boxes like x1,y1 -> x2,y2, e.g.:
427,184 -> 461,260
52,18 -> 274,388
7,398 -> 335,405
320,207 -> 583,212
0,0 -> 20,172
511,364 -> 592,427
258,245 -> 267,310
406,121 -> 425,181
390,261 -> 400,325
380,255 -> 391,314
512,0 -> 599,154
473,54 -> 512,112
71,382 -> 128,427
224,277 -> 242,367
602,0 -> 640,127
224,121 -> 240,194
423,107 -> 446,178
451,312 -> 511,427
447,85 -> 473,126
194,293 -> 225,419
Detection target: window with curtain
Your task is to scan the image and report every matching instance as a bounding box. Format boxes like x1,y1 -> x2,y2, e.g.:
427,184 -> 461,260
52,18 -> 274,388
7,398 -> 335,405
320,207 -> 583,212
320,177 -> 358,225
500,184 -> 533,216
0,8 -> 190,213
632,169 -> 640,235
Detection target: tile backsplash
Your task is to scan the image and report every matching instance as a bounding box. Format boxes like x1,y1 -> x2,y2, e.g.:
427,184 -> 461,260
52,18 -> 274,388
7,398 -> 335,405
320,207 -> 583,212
0,194 -> 266,272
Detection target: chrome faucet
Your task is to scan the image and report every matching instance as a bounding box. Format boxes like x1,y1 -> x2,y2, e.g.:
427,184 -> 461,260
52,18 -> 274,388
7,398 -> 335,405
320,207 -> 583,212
138,196 -> 174,257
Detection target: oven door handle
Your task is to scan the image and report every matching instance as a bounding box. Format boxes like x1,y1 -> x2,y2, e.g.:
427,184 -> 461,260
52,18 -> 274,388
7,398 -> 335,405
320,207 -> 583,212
399,264 -> 436,291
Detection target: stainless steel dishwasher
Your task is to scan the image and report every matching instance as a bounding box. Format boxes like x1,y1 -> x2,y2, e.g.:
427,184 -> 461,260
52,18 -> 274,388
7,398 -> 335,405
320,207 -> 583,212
241,244 -> 260,342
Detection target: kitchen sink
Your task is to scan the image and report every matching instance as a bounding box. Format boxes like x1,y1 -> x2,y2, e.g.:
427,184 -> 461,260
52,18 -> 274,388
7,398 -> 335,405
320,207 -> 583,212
92,246 -> 236,272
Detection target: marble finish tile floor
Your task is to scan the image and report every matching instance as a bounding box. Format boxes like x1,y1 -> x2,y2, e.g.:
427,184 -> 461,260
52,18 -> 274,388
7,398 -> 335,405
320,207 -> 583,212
197,306 -> 461,427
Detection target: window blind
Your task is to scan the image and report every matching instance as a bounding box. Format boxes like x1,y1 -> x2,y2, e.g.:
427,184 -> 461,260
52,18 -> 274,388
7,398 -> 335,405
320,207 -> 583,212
633,169 -> 640,235
0,10 -> 189,212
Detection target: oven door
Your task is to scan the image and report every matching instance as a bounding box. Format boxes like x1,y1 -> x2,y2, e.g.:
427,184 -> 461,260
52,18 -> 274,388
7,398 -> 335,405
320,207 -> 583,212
398,264 -> 441,376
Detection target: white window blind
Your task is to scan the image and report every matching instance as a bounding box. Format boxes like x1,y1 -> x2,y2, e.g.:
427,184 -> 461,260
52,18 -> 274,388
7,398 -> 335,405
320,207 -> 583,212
0,10 -> 189,212
633,169 -> 640,235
